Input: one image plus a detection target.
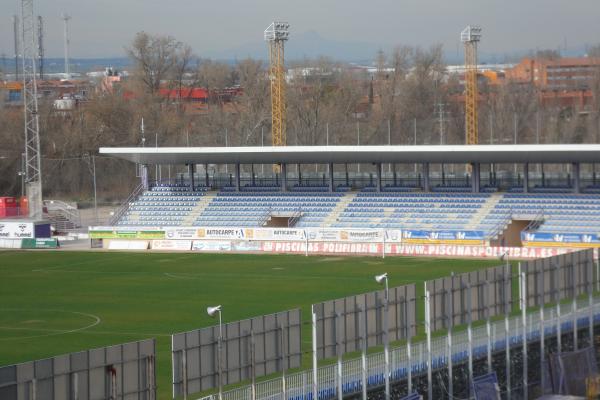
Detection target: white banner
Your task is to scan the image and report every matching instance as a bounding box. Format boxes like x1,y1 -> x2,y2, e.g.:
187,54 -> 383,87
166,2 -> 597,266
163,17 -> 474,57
0,239 -> 22,248
151,240 -> 192,251
385,244 -> 575,259
164,227 -> 202,240
262,241 -> 383,254
305,229 -> 402,243
245,228 -> 306,241
192,240 -> 232,251
191,240 -> 262,252
195,228 -> 246,240
98,226 -> 403,243
107,240 -> 149,250
0,222 -> 34,239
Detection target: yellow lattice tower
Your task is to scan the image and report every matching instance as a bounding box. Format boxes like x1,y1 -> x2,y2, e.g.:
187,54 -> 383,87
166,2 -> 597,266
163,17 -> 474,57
461,25 -> 482,145
265,22 -> 289,147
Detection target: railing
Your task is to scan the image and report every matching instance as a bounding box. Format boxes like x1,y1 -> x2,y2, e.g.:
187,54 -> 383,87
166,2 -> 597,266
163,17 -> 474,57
258,208 -> 272,227
523,208 -> 545,232
288,209 -> 302,227
213,294 -> 600,400
43,200 -> 81,230
487,208 -> 513,240
108,183 -> 145,226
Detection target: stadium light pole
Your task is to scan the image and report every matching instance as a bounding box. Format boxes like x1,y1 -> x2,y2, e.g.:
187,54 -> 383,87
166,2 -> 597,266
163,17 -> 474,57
207,305 -> 223,400
499,251 -> 511,399
83,153 -> 98,225
375,273 -> 390,400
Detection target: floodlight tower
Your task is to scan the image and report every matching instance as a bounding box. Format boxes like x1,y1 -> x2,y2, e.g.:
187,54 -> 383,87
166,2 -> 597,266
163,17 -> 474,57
62,13 -> 71,79
264,22 -> 289,147
21,0 -> 43,219
461,25 -> 482,145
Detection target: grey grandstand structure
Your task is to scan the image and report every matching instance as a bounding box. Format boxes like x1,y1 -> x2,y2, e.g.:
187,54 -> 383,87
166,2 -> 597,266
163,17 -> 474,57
99,144 -> 600,249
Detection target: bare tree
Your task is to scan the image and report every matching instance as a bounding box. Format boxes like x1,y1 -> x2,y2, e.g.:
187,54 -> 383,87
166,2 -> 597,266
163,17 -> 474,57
126,32 -> 183,95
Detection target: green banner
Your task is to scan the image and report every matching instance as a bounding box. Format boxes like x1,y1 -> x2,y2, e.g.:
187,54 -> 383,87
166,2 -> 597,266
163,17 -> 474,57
89,230 -> 165,239
21,238 -> 58,249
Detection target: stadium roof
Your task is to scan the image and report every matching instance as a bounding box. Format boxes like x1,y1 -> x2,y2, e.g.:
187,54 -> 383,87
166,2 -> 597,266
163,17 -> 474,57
99,144 -> 600,165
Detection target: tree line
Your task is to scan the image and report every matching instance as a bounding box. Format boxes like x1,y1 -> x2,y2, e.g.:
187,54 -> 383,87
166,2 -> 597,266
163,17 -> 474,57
0,32 -> 599,202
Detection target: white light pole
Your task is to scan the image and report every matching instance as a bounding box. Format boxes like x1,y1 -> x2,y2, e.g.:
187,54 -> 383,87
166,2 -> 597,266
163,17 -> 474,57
207,305 -> 223,400
375,273 -> 390,400
500,250 -> 511,399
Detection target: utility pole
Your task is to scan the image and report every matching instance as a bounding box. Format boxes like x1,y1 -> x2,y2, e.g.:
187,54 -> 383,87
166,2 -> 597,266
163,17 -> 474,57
435,102 -> 449,145
37,15 -> 43,80
62,13 -> 71,79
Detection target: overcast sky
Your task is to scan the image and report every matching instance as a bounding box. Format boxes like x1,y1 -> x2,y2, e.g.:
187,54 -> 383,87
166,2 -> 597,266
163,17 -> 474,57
1,0 -> 599,60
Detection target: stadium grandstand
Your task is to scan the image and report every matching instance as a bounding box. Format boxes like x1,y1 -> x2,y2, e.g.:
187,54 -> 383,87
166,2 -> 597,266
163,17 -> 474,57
99,144 -> 600,248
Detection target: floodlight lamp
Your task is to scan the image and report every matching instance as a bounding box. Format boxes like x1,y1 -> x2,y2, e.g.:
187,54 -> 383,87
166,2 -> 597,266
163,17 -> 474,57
461,25 -> 482,43
375,273 -> 388,284
207,305 -> 222,317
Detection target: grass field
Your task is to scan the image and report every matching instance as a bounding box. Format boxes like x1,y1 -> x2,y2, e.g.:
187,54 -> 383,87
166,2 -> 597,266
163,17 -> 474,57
0,250 -> 501,399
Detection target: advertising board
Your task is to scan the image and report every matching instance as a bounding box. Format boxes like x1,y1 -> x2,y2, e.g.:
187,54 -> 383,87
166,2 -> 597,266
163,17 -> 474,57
151,240 -> 192,251
305,229 -> 401,243
401,229 -> 486,245
522,231 -> 600,247
107,240 -> 149,250
386,244 -> 573,259
20,238 -> 58,249
191,240 -> 262,252
261,241 -> 383,254
89,227 -> 164,240
0,221 -> 34,239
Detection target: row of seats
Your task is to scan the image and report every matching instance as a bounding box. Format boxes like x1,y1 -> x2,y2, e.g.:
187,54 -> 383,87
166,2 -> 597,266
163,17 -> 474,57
116,185 -> 600,238
492,193 -> 600,236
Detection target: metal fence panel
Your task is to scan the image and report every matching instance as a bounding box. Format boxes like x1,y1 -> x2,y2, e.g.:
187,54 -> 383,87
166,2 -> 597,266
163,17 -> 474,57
523,249 -> 594,307
314,284 -> 417,360
0,339 -> 155,400
172,309 -> 302,396
426,264 -> 512,331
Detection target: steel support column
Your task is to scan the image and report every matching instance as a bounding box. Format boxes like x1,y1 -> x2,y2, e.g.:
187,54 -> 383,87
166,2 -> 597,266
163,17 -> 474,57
205,164 -> 209,188
573,162 -> 581,193
471,162 -> 480,193
329,163 -> 334,192
281,163 -> 287,192
523,163 -> 529,193
188,164 -> 194,191
141,164 -> 149,190
376,163 -> 382,192
423,163 -> 430,192
235,163 -> 241,191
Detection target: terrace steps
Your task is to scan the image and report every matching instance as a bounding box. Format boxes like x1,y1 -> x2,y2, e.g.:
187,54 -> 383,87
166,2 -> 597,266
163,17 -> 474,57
465,193 -> 503,229
181,192 -> 217,225
323,192 -> 357,226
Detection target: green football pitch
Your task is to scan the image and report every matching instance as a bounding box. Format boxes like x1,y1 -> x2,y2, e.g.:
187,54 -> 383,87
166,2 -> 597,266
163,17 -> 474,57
0,250 -> 501,399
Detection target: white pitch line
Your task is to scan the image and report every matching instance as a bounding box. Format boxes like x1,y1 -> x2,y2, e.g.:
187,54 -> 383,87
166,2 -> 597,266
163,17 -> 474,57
0,310 -> 101,341
164,272 -> 197,279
